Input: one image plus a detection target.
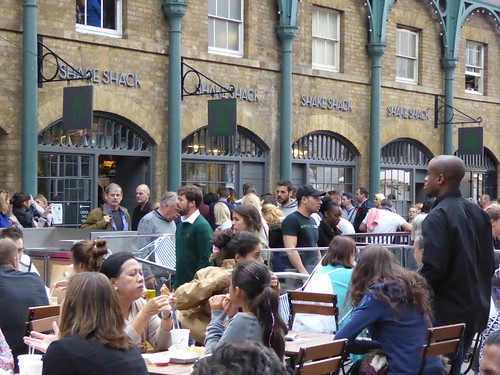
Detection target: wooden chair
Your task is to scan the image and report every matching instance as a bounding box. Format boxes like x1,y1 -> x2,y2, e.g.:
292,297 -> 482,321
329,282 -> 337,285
287,290 -> 339,331
419,323 -> 465,375
293,338 -> 347,375
26,305 -> 60,336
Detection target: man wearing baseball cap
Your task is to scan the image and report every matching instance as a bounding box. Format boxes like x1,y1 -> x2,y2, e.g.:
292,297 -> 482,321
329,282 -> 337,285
281,185 -> 326,274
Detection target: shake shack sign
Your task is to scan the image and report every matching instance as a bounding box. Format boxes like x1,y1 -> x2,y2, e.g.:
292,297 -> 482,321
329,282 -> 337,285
387,106 -> 430,121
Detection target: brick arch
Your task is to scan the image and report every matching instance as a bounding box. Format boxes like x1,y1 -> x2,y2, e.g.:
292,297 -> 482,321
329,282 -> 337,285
38,91 -> 158,140
293,113 -> 365,155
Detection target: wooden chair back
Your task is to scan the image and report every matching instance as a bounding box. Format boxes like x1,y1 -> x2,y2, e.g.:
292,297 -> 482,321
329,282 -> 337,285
292,338 -> 347,375
419,323 -> 465,375
26,305 -> 60,335
287,290 -> 339,330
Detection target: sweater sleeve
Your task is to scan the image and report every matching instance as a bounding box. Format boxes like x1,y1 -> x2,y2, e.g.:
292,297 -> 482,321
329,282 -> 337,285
81,208 -> 107,229
195,222 -> 213,270
335,293 -> 386,342
204,310 -> 227,354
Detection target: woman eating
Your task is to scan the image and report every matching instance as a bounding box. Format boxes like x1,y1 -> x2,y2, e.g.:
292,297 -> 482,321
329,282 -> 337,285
176,230 -> 278,343
100,252 -> 173,351
205,261 -> 287,360
335,244 -> 443,374
41,272 -> 148,375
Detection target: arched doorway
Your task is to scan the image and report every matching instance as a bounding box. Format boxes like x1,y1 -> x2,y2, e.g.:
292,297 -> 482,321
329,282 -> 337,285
38,112 -> 154,227
181,126 -> 269,195
456,148 -> 498,200
291,131 -> 358,193
380,138 -> 433,215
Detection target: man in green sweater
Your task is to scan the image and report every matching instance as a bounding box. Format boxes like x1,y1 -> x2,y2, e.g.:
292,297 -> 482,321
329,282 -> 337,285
174,185 -> 213,289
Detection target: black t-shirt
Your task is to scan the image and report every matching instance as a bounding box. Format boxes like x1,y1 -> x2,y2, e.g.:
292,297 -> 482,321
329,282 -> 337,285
282,211 -> 320,272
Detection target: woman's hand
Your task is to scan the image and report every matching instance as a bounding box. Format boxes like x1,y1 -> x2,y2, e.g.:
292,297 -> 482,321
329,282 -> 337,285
270,273 -> 279,289
54,279 -> 68,290
23,321 -> 59,353
141,295 -> 170,318
209,294 -> 231,312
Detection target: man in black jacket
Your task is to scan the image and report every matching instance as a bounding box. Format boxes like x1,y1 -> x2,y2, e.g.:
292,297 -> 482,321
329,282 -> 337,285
421,155 -> 494,375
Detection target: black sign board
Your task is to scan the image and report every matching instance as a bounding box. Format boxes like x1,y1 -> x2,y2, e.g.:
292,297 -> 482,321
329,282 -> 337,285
458,127 -> 483,155
207,98 -> 237,137
62,86 -> 94,130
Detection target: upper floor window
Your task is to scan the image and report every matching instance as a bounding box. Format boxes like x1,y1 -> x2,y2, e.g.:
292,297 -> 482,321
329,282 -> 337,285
312,8 -> 340,71
208,0 -> 243,57
76,0 -> 122,38
396,27 -> 418,83
465,41 -> 484,94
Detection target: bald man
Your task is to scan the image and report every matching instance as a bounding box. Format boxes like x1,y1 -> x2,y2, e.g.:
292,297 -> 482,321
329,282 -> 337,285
132,184 -> 153,231
421,155 -> 494,374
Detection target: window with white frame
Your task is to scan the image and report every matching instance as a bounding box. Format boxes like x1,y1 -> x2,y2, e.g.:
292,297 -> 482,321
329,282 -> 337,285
396,28 -> 418,83
208,0 -> 243,57
312,8 -> 340,71
76,0 -> 122,38
465,41 -> 484,94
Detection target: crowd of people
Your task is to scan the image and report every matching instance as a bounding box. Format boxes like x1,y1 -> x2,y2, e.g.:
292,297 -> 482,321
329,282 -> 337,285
0,154 -> 500,374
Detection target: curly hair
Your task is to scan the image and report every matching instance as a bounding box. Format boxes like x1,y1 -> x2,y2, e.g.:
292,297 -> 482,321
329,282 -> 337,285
347,244 -> 433,320
192,340 -> 288,375
70,239 -> 109,272
212,230 -> 261,265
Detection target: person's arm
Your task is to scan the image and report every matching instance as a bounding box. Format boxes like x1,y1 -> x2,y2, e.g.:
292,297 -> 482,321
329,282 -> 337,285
283,235 -> 308,274
400,221 -> 412,232
359,222 -> 367,232
204,310 -> 227,354
0,329 -> 13,372
334,293 -> 385,353
420,211 -> 449,289
137,218 -> 155,288
81,208 -> 110,229
175,269 -> 231,310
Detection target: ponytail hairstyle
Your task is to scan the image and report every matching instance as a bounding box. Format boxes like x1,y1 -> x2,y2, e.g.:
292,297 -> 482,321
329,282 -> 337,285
231,261 -> 287,359
212,230 -> 261,265
71,239 -> 109,272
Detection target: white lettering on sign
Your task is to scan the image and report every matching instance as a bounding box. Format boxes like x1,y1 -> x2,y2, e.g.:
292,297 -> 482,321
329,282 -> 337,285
387,106 -> 430,120
300,95 -> 353,111
59,65 -> 142,88
196,83 -> 260,102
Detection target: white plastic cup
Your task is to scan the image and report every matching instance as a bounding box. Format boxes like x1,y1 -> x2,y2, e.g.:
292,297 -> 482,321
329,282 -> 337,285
18,354 -> 43,375
170,329 -> 190,350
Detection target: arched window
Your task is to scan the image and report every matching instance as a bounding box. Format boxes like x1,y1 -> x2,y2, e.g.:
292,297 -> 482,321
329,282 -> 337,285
455,148 -> 497,200
381,139 -> 433,215
182,126 -> 269,195
292,131 -> 358,192
38,112 -> 154,227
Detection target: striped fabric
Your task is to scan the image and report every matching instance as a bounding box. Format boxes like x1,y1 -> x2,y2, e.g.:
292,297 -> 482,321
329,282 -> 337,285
154,235 -> 176,270
279,293 -> 291,325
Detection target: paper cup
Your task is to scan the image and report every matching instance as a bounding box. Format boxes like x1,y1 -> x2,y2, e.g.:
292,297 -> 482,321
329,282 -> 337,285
18,354 -> 43,375
170,329 -> 190,350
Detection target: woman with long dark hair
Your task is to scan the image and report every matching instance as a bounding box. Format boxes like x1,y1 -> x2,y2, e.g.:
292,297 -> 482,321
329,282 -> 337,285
176,230 -> 272,343
10,192 -> 35,228
205,261 -> 287,360
41,272 -> 148,375
334,245 -> 443,374
232,204 -> 268,248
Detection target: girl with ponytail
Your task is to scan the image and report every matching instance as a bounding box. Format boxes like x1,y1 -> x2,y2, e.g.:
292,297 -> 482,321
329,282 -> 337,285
205,261 -> 287,360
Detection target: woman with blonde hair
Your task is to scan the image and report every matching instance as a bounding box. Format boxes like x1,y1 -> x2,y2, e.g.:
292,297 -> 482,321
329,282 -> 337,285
0,190 -> 12,228
41,272 -> 148,375
214,202 -> 232,231
486,204 -> 500,248
373,193 -> 385,208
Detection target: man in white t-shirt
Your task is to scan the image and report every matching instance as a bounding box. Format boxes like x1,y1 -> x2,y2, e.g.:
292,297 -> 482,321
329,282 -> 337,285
359,199 -> 411,243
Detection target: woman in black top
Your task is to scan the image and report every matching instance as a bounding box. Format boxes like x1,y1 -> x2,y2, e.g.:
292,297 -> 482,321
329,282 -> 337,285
318,198 -> 342,248
42,272 -> 148,375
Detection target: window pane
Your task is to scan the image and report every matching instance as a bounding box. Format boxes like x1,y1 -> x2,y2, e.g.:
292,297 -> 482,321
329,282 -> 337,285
325,41 -> 336,66
327,13 -> 338,39
227,21 -> 239,50
312,10 -> 319,35
208,0 -> 216,15
208,19 -> 215,46
217,0 -> 229,18
214,19 -> 226,48
409,33 -> 416,58
407,60 -> 414,79
318,11 -> 328,37
230,0 -> 241,20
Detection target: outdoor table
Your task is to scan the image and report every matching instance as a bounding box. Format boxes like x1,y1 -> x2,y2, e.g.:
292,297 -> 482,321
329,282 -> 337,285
147,362 -> 194,375
284,330 -> 335,357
